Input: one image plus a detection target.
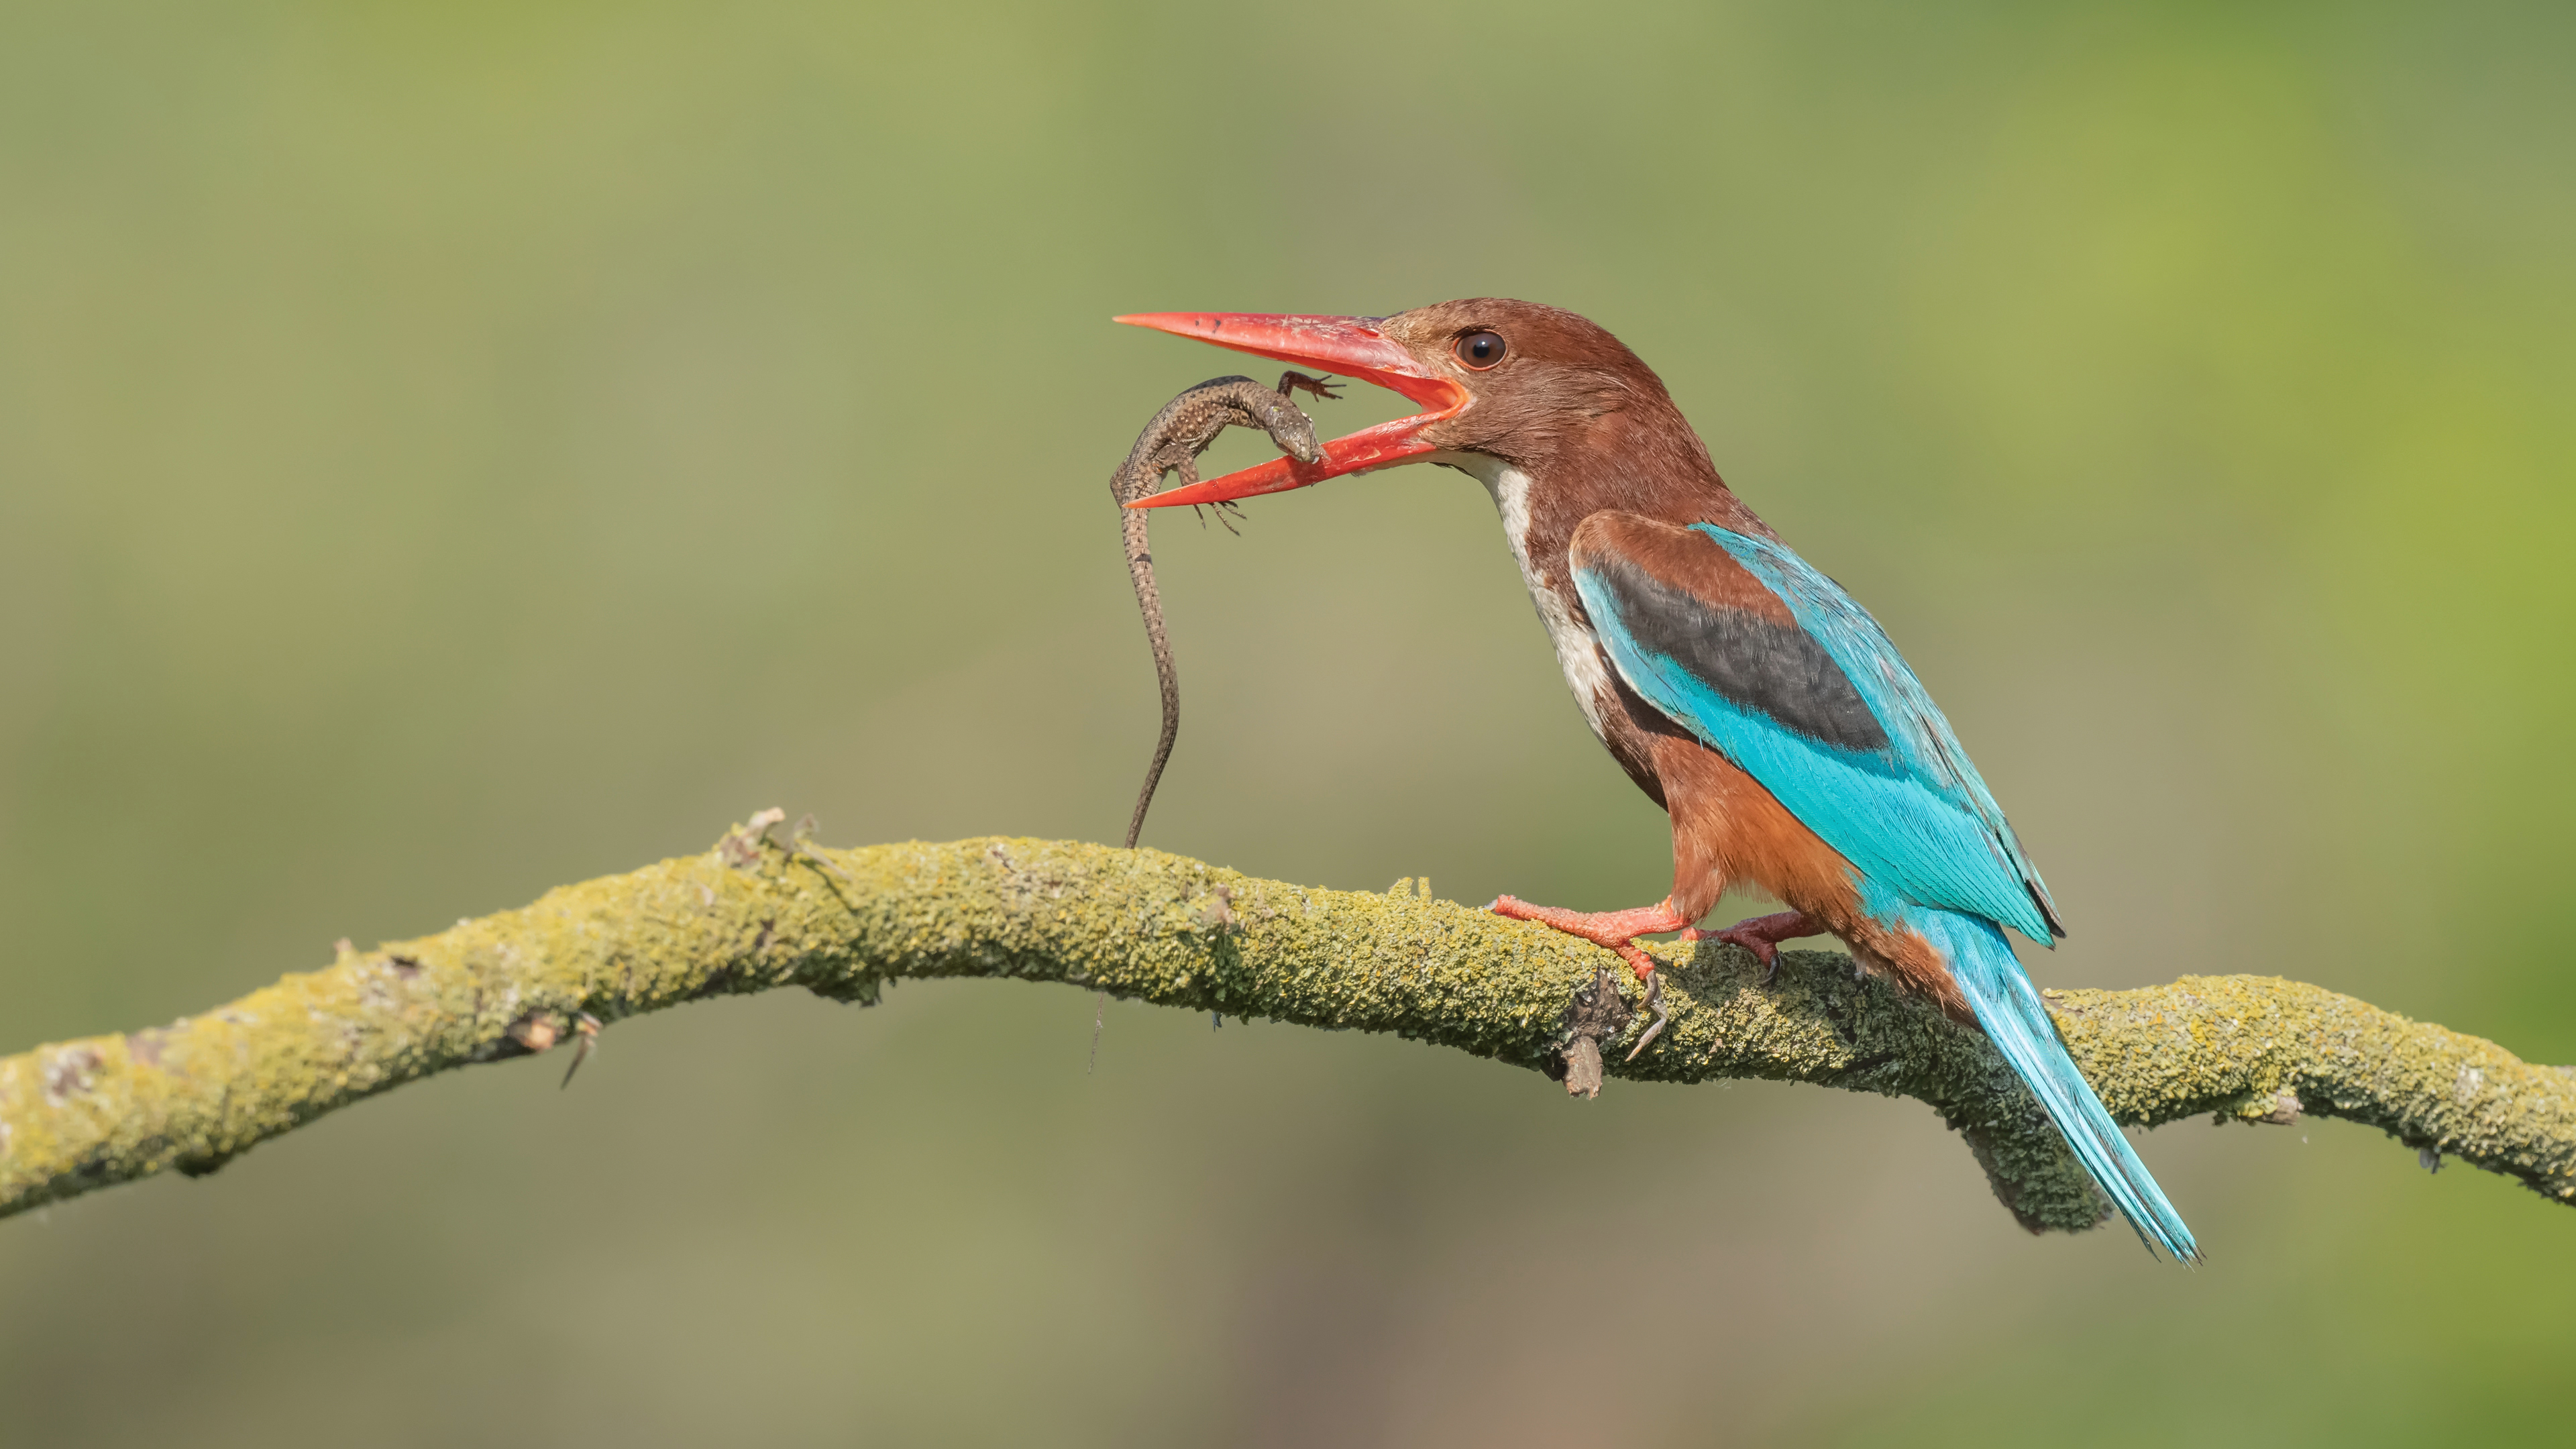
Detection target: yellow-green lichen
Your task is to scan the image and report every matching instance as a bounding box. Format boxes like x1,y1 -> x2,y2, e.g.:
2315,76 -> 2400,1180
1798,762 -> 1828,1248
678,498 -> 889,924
4,830 -> 2571,1229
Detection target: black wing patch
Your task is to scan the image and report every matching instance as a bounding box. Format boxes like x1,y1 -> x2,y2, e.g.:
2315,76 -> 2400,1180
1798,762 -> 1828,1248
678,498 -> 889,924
1581,550 -> 1892,755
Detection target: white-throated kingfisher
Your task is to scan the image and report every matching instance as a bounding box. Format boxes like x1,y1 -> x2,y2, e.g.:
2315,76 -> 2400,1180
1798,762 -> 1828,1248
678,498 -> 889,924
1118,300 -> 2197,1261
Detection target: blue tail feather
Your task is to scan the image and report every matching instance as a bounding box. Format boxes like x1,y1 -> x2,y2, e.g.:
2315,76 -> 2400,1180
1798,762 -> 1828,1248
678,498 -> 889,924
1917,909 -> 2200,1263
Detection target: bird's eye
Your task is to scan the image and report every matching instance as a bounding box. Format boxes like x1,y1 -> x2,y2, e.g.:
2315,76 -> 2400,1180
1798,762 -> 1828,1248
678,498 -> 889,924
1454,331 -> 1507,369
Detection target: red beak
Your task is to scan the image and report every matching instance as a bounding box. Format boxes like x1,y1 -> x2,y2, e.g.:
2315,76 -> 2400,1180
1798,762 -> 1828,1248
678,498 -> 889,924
1112,312 -> 1469,509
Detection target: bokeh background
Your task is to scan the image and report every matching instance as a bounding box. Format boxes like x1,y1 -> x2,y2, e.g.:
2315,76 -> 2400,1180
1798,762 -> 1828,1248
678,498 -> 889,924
4,1 -> 2572,1443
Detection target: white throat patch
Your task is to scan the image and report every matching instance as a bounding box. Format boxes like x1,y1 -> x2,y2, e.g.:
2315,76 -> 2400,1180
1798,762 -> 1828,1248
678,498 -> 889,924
1436,451 -> 1615,741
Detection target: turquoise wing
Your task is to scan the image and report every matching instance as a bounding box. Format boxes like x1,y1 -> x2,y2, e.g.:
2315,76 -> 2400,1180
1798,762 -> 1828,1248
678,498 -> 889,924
1568,514 -> 2062,943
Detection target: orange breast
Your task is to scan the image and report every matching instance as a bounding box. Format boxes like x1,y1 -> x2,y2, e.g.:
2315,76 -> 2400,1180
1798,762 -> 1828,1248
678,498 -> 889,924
1649,732 -> 1966,1018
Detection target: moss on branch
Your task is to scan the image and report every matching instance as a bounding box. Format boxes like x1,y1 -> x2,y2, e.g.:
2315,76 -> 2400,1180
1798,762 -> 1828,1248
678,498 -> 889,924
5,828 -> 2572,1230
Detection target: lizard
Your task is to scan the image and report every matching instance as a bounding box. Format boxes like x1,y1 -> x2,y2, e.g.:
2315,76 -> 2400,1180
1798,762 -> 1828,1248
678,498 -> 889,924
1107,371 -> 1339,850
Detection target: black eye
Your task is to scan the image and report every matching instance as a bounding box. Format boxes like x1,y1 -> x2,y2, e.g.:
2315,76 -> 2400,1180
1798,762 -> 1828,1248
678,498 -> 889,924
1454,331 -> 1507,369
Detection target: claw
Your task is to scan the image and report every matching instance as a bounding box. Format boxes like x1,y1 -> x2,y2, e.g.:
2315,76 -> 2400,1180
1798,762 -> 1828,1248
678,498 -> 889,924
1277,370 -> 1342,402
1624,973 -> 1669,1061
1713,927 -> 1780,981
1700,910 -> 1821,987
558,1012 -> 603,1089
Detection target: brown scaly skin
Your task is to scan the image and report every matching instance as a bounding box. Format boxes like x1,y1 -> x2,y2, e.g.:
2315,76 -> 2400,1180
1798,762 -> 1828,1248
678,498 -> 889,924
1106,372 -> 1337,849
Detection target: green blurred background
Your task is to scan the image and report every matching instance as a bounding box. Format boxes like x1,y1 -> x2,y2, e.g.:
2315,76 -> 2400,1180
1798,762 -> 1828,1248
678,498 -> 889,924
3,1 -> 2571,1442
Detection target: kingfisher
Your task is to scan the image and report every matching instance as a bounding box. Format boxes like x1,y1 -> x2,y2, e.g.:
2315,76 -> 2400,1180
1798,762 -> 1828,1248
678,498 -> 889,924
1118,300 -> 2198,1261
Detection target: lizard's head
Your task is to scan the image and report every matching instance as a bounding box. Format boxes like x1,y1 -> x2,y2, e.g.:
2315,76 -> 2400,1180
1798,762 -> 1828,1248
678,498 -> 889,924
1114,299 -> 1651,508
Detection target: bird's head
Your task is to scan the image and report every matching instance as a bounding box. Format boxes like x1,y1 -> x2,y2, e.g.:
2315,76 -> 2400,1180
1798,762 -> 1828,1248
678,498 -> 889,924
1117,298 -> 1683,510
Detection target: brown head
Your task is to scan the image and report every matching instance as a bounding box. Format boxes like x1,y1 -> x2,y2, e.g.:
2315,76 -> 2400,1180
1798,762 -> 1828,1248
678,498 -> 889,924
1116,299 -> 1754,530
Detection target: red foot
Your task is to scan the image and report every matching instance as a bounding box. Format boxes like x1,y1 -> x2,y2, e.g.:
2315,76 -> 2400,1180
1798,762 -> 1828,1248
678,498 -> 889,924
1689,910 -> 1822,983
1489,895 -> 1693,979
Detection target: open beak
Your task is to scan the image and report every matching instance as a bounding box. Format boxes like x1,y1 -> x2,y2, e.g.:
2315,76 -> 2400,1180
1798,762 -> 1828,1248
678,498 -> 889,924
1112,312 -> 1468,509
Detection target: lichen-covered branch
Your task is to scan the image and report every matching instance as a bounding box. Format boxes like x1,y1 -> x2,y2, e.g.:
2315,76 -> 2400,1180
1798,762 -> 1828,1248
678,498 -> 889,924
5,827 -> 2572,1230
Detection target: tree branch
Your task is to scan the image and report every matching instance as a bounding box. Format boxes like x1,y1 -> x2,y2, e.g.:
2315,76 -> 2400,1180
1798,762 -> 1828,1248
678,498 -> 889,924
5,827 -> 2571,1230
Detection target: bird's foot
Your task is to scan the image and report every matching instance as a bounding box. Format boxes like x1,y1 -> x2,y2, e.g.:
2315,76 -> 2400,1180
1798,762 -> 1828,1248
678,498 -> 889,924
1685,910 -> 1823,985
1491,895 -> 1684,1060
1489,894 -> 1693,980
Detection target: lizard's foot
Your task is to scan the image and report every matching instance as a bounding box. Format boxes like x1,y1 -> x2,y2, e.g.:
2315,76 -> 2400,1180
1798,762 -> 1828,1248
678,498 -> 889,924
1685,910 -> 1824,985
1277,370 -> 1342,402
